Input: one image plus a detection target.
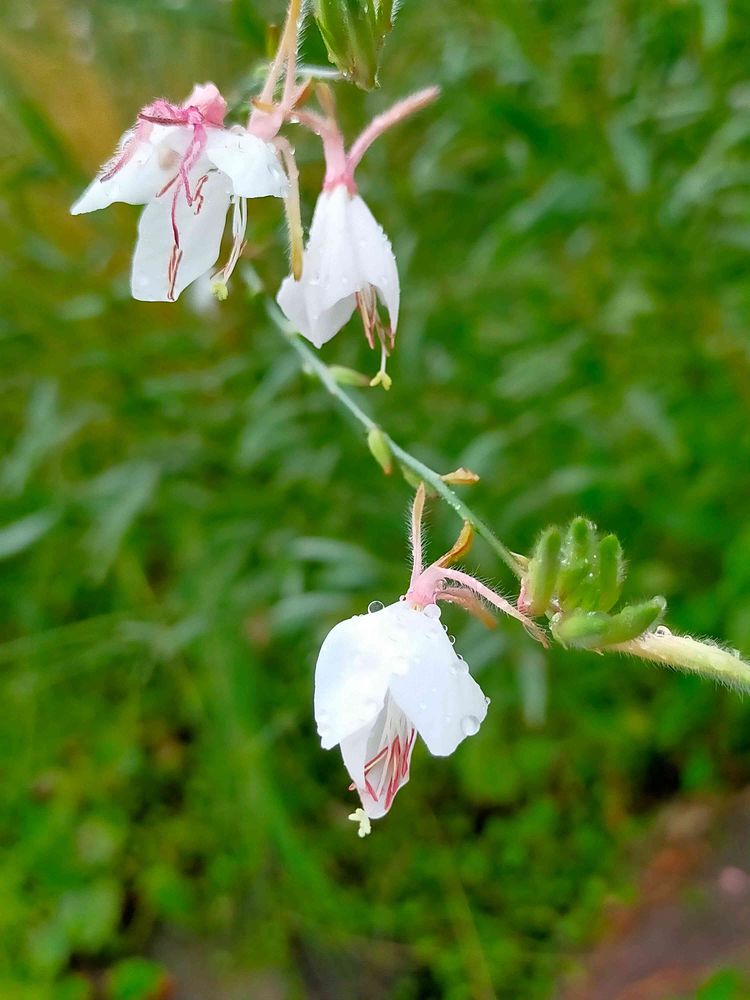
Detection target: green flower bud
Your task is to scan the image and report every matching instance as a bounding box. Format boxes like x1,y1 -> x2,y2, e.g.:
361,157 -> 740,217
524,526 -> 562,616
328,365 -> 371,387
558,517 -> 598,612
313,0 -> 395,90
550,610 -> 611,649
367,426 -> 392,475
598,597 -> 666,645
596,534 -> 625,612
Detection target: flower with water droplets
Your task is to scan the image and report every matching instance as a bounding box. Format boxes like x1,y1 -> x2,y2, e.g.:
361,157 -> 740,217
278,86 -> 438,386
315,485 -> 546,826
71,83 -> 288,301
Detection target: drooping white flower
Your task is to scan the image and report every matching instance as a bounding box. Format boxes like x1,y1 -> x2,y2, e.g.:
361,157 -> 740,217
315,485 -> 547,826
276,182 -> 399,349
315,600 -> 488,820
70,83 -> 288,301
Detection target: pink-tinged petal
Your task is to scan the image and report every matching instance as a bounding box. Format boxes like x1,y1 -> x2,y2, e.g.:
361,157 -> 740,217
348,194 -> 400,333
71,125 -> 190,215
386,605 -> 489,757
130,166 -> 231,302
204,129 -> 288,199
182,83 -> 227,125
339,697 -> 415,819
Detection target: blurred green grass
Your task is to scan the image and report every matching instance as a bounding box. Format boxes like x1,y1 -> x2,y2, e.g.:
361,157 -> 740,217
2,0 -> 750,997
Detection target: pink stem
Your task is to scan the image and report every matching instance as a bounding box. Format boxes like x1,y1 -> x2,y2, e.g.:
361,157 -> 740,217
346,86 -> 440,174
437,568 -> 547,644
409,485 -> 426,589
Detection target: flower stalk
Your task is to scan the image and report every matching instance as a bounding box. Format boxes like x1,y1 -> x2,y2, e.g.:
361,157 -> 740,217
270,307 -> 526,577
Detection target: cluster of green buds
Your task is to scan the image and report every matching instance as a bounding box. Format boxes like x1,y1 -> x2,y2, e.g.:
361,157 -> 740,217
519,518 -> 666,650
313,0 -> 397,89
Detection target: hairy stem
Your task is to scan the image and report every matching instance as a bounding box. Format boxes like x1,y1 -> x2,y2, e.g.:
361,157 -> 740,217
272,312 -> 525,577
612,630 -> 750,692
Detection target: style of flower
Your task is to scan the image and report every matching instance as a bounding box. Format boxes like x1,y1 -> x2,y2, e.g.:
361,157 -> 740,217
277,87 -> 438,387
70,83 -> 288,301
314,486 -> 546,830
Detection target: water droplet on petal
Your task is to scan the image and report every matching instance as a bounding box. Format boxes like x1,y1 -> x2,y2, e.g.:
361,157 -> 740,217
655,625 -> 672,637
368,600 -> 385,614
485,696 -> 491,706
461,715 -> 481,737
423,604 -> 441,620
449,635 -> 456,645
442,624 -> 449,633
451,656 -> 469,676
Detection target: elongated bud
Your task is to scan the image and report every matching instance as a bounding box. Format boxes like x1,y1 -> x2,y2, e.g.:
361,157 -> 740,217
597,534 -> 625,612
523,527 -> 562,616
367,426 -> 392,475
598,598 -> 666,645
551,610 -> 610,649
313,0 -> 395,89
558,518 -> 598,612
328,365 -> 371,387
551,598 -> 666,649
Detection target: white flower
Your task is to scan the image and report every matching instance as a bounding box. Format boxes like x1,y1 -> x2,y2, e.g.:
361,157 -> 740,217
315,600 -> 489,819
70,84 -> 288,302
276,183 -> 399,349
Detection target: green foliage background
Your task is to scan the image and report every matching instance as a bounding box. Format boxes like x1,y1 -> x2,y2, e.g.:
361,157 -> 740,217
2,0 -> 750,997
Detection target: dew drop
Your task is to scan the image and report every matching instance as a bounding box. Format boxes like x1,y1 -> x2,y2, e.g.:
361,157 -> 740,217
368,600 -> 385,614
461,715 -> 481,736
442,624 -> 449,633
485,696 -> 491,706
423,604 -> 441,620
655,625 -> 672,637
449,635 -> 456,645
451,656 -> 469,676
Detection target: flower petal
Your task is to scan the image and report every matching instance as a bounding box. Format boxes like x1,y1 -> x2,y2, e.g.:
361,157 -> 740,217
70,126 -> 187,215
386,606 -> 489,757
276,186 -> 362,346
204,129 -> 288,199
314,606 -> 399,749
276,274 -> 356,348
130,166 -> 231,301
339,697 -> 415,819
348,194 -> 400,333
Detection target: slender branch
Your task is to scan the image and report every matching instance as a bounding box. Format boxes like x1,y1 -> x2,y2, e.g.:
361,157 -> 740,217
271,311 -> 526,577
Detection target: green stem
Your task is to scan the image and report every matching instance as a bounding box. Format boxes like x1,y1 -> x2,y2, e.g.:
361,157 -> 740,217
275,315 -> 525,577
612,630 -> 750,692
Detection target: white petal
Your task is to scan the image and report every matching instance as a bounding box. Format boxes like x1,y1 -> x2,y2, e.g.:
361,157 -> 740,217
130,166 -> 231,301
314,605 -> 401,749
348,194 -> 400,332
339,699 -> 415,819
204,129 -> 288,199
387,606 -> 489,757
70,126 -> 187,215
276,187 -> 361,346
276,274 -> 356,348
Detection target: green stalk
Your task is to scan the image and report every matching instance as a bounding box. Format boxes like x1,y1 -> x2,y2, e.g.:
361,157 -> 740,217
273,315 -> 525,577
